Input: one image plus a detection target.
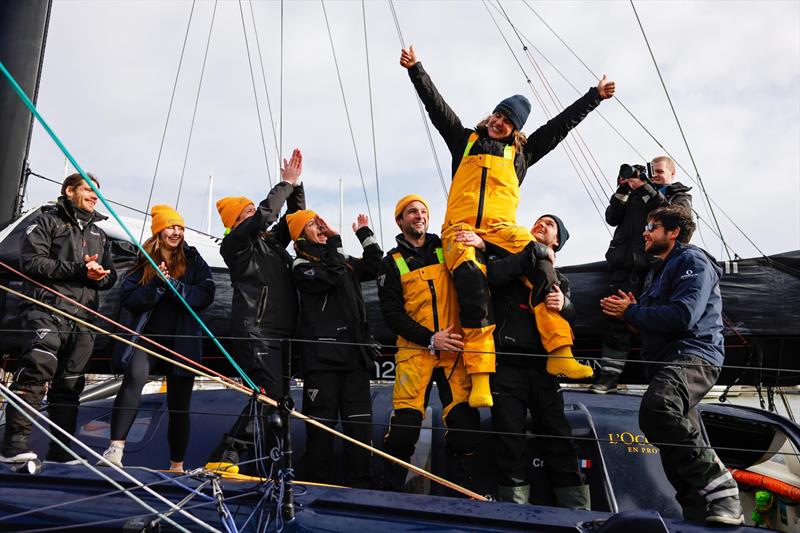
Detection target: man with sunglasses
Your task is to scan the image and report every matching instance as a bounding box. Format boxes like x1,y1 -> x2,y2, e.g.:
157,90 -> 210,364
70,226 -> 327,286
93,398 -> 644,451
600,206 -> 742,526
592,156 -> 692,394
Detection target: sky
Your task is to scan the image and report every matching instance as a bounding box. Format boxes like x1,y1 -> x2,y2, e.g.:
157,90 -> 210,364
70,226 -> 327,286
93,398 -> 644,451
22,0 -> 800,265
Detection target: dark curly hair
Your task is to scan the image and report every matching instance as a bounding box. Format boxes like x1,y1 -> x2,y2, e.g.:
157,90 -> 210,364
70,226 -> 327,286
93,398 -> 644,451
648,206 -> 695,244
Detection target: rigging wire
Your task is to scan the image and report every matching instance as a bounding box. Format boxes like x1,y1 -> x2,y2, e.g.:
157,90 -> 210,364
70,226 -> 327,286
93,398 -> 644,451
248,0 -> 281,169
280,0 -> 284,169
320,0 -> 374,225
0,384 -> 212,533
362,0 -> 384,249
238,0 -> 274,188
629,0 -> 731,261
481,0 -> 611,235
176,0 -> 219,209
387,0 -> 449,200
140,0 -> 196,244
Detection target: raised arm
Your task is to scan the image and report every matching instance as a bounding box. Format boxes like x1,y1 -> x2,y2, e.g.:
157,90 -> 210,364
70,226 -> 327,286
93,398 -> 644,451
347,215 -> 383,282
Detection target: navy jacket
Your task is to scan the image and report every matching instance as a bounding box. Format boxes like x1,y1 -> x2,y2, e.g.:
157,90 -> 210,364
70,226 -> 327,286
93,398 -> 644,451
112,244 -> 215,376
623,242 -> 724,367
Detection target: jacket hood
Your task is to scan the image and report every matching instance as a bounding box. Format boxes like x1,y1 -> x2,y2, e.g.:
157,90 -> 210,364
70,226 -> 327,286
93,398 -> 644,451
56,196 -> 108,225
665,181 -> 692,194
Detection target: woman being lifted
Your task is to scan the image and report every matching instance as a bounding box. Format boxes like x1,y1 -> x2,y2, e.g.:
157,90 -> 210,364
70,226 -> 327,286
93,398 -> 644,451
400,46 -> 615,407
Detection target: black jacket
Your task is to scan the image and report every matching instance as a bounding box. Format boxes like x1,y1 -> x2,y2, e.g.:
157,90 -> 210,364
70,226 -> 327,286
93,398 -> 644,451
20,197 -> 117,319
377,233 -> 443,347
486,245 -> 575,369
293,228 -> 382,372
112,244 -> 215,376
219,181 -> 304,335
605,181 -> 692,272
408,62 -> 602,185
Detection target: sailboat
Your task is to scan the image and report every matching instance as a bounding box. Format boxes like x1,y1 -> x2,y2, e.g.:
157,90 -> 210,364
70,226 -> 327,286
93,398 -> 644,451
1,1 -> 799,531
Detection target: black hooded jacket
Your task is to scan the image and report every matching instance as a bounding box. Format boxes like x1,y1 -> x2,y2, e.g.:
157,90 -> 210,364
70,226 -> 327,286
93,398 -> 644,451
292,228 -> 382,373
219,181 -> 304,334
20,197 -> 117,319
604,181 -> 692,272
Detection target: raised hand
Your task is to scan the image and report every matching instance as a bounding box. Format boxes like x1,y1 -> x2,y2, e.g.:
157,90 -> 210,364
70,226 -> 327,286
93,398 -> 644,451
399,45 -> 417,69
315,216 -> 338,237
597,74 -> 616,99
352,213 -> 369,232
281,148 -> 303,185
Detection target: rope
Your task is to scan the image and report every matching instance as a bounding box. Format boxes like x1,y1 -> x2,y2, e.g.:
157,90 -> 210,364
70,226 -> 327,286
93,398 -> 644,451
176,0 -> 219,209
0,384 -> 212,533
139,0 -> 197,244
320,0 -> 375,225
361,0 -> 384,250
0,60 -> 259,391
248,0 -> 281,167
387,0 -> 449,200
238,0 -> 273,188
0,280 -> 485,500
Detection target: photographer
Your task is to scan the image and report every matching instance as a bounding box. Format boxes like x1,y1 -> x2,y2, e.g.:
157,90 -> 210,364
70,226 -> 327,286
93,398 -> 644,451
591,156 -> 691,393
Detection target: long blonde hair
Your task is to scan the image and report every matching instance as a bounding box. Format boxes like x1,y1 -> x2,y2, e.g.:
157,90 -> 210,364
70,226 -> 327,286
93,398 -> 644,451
132,233 -> 187,285
475,116 -> 528,152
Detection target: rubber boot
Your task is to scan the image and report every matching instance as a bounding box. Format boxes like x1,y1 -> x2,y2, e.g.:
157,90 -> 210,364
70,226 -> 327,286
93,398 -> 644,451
554,484 -> 591,510
546,346 -> 594,380
469,373 -> 493,408
497,484 -> 530,505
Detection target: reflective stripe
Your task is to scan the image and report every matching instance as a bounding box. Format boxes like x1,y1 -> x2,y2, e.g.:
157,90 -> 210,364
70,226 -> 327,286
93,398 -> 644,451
348,413 -> 371,418
435,247 -> 444,264
293,257 -> 311,267
503,144 -> 514,160
361,235 -> 378,248
393,253 -> 410,275
462,132 -> 515,161
705,487 -> 740,502
32,348 -> 57,361
462,132 -> 479,159
699,470 -> 733,496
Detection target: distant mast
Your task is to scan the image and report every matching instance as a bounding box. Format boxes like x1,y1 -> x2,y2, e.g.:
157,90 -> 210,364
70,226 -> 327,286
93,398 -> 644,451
0,0 -> 52,230
206,173 -> 214,234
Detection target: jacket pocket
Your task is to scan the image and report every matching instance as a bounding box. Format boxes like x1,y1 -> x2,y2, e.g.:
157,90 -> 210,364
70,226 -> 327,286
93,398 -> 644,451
310,320 -> 352,366
255,286 -> 269,324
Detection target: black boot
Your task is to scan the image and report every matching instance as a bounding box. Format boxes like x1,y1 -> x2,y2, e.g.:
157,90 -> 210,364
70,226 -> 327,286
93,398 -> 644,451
706,495 -> 744,525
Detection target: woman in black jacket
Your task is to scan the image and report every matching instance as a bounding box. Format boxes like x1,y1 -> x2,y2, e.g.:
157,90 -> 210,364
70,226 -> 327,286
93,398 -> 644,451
287,210 -> 382,488
100,205 -> 215,471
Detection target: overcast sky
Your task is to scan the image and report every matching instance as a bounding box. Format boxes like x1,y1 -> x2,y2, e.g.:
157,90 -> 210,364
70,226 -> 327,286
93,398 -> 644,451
24,0 -> 800,265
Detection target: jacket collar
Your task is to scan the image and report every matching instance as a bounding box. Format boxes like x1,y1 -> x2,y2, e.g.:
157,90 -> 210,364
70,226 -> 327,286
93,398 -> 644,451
394,233 -> 440,256
56,196 -> 108,226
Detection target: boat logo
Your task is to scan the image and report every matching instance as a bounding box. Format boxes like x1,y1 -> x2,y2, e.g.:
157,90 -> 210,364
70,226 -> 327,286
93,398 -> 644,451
377,274 -> 385,287
35,328 -> 50,339
307,389 -> 319,402
26,224 -> 38,235
680,269 -> 697,280
304,269 -> 315,277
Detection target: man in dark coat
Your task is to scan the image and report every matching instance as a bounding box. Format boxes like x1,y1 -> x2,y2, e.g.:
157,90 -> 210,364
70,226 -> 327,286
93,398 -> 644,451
592,156 -> 692,393
205,149 -> 304,473
1,173 -> 117,463
601,206 -> 742,525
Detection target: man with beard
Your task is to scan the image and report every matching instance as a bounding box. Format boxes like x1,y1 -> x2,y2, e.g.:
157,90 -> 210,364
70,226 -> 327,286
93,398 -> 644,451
378,195 -> 480,493
1,173 -> 116,463
593,156 -> 692,393
600,206 -> 742,525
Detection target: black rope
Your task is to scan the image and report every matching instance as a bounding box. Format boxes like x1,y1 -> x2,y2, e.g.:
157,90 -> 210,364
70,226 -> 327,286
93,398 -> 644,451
139,0 -> 197,244
175,0 -> 219,210
362,0 -> 385,250
320,0 -> 375,227
387,0 -> 449,200
629,0 -> 730,261
237,0 -> 273,188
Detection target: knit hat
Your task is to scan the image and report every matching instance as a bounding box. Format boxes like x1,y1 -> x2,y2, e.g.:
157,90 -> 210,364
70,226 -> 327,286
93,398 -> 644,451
536,214 -> 569,252
394,194 -> 430,219
150,204 -> 185,236
493,94 -> 531,131
286,209 -> 317,241
216,196 -> 254,230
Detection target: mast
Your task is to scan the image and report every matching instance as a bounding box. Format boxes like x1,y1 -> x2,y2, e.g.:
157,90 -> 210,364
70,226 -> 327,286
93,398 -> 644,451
0,0 -> 53,230
206,173 -> 214,234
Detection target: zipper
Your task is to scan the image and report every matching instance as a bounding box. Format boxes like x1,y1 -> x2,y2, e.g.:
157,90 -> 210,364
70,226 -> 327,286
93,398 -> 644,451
256,286 -> 269,323
475,167 -> 488,229
427,280 -> 440,352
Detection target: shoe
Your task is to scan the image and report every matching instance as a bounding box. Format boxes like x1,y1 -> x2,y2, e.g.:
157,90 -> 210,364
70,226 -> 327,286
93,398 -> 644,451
98,444 -> 124,468
0,448 -> 38,463
589,373 -> 619,394
205,449 -> 240,474
705,495 -> 744,525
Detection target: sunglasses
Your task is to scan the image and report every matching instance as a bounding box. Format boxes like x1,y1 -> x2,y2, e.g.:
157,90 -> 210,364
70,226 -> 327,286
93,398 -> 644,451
644,222 -> 663,233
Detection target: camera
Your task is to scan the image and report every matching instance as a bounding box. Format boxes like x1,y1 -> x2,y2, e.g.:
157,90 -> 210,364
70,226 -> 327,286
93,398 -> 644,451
617,163 -> 654,186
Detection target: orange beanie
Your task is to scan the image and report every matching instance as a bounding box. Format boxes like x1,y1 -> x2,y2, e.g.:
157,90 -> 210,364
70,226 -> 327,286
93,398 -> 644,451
394,194 -> 430,219
150,204 -> 185,236
286,210 -> 317,241
216,196 -> 254,230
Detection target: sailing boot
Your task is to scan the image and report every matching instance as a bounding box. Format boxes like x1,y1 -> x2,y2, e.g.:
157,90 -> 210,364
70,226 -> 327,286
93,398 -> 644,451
554,484 -> 591,510
469,373 -> 493,408
437,451 -> 475,497
497,484 -> 530,505
706,495 -> 744,525
1,386 -> 44,463
546,346 -> 594,380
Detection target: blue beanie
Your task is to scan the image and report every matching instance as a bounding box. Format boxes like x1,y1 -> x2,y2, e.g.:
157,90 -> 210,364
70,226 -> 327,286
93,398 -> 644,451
493,94 -> 531,131
539,213 -> 569,252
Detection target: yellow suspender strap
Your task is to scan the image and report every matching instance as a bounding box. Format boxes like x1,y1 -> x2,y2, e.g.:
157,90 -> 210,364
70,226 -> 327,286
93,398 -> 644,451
462,132 -> 479,159
504,144 -> 515,160
462,132 -> 515,160
393,253 -> 410,275
435,247 -> 444,264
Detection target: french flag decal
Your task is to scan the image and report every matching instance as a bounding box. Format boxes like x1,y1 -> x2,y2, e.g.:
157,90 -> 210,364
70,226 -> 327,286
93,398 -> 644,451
580,459 -> 592,469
